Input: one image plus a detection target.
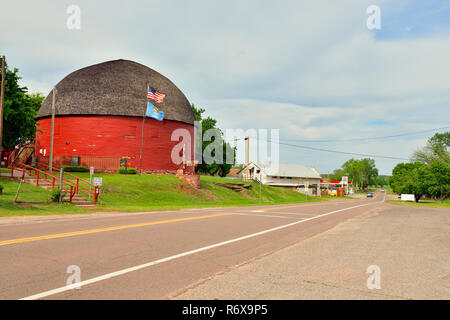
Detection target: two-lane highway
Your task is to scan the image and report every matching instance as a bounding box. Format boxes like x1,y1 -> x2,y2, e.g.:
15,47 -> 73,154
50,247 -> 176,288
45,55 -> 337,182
0,193 -> 384,299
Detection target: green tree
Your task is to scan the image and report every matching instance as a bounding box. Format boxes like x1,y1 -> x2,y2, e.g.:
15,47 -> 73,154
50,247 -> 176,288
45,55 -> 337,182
342,158 -> 378,190
427,160 -> 450,200
412,131 -> 450,165
192,104 -> 235,177
192,104 -> 205,122
328,168 -> 346,181
373,176 -> 390,188
0,58 -> 44,148
390,162 -> 429,202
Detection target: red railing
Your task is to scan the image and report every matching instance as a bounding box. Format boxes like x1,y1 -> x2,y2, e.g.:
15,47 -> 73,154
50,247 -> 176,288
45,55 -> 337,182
11,164 -> 100,204
8,139 -> 34,167
50,166 -> 100,204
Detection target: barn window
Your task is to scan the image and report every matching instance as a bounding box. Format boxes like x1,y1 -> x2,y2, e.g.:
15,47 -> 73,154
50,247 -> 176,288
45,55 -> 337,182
71,156 -> 80,166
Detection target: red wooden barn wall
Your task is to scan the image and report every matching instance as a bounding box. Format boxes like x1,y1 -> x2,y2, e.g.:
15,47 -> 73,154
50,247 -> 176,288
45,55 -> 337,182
35,115 -> 194,172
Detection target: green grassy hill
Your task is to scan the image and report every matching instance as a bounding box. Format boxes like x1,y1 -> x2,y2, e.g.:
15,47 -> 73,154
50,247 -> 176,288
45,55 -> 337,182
0,177 -> 85,216
74,173 -> 323,211
0,173 -> 323,216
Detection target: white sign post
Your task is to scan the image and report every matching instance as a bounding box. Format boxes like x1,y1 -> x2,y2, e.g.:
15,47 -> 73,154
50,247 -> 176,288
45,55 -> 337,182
94,177 -> 103,187
89,167 -> 94,201
342,176 -> 348,195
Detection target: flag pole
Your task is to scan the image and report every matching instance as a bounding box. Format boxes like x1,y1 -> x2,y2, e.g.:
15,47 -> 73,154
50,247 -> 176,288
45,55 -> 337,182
139,81 -> 148,175
49,86 -> 56,171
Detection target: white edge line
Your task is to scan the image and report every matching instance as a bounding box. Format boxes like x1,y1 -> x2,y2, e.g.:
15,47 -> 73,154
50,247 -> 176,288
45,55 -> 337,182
232,213 -> 296,219
20,201 -> 378,300
259,211 -> 319,216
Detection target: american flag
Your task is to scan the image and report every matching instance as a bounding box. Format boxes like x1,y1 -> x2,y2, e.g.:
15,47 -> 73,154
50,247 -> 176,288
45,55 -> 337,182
147,85 -> 166,103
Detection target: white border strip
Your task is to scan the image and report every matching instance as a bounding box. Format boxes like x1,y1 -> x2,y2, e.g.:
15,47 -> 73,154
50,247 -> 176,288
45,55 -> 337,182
20,202 -> 376,300
232,213 -> 296,219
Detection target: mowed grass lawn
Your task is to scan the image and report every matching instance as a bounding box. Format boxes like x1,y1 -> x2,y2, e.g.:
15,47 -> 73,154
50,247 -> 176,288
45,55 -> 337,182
68,173 -> 324,211
0,177 -> 86,216
0,173 -> 324,216
387,199 -> 450,209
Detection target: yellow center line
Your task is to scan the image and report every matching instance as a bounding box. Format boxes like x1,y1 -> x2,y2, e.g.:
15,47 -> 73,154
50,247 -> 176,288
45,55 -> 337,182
0,213 -> 232,247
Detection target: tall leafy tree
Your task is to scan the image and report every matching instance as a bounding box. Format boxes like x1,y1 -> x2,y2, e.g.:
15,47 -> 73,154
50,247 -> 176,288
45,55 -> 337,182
342,158 -> 378,190
391,132 -> 450,202
0,58 -> 44,148
427,160 -> 450,200
412,131 -> 450,165
328,168 -> 347,181
390,162 -> 428,202
191,104 -> 235,177
390,161 -> 450,202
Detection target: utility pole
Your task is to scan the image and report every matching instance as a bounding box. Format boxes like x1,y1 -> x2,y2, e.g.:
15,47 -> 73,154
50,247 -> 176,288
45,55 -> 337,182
139,81 -> 149,175
0,56 -> 5,151
49,86 -> 56,171
245,136 -> 249,181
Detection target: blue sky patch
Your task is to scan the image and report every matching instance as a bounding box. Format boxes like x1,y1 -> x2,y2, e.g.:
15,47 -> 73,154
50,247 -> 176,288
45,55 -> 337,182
373,0 -> 450,40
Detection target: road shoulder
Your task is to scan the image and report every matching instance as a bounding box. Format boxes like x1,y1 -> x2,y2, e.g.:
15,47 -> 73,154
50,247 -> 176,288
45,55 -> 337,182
174,203 -> 450,300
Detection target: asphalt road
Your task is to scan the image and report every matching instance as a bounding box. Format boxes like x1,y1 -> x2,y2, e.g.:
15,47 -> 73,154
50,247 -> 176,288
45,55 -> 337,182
177,199 -> 450,300
0,193 -> 385,300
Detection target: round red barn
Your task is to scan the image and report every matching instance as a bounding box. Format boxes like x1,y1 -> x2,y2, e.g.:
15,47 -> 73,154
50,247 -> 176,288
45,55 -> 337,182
35,59 -> 194,173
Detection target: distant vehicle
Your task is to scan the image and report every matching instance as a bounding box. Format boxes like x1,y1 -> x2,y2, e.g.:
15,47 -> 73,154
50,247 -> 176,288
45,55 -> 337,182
367,192 -> 374,198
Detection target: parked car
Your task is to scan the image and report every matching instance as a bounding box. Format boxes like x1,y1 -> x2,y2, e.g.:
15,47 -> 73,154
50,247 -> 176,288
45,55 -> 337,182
367,192 -> 374,198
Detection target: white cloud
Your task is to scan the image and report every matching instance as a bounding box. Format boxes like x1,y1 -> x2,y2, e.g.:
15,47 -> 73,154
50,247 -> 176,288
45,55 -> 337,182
1,0 -> 448,175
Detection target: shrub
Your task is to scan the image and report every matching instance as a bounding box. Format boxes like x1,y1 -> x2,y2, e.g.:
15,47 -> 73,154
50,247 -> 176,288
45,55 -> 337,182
60,165 -> 89,172
50,188 -> 67,202
118,167 -> 137,174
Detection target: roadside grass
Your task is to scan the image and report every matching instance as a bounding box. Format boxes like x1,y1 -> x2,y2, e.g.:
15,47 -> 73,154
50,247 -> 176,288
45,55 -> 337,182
0,173 -> 325,216
0,177 -> 85,216
386,199 -> 450,209
92,174 -> 325,212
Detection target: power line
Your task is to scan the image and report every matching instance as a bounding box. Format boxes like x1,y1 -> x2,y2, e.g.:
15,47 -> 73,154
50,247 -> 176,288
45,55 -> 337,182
265,138 -> 411,161
226,136 -> 410,160
280,126 -> 450,143
221,125 -> 450,161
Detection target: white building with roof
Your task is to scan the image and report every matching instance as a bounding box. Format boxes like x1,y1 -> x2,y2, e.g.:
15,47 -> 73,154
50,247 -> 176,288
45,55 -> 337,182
239,162 -> 322,196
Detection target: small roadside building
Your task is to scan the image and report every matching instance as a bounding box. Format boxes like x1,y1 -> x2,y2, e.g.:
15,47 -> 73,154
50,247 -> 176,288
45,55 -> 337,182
239,162 -> 322,196
320,180 -> 353,196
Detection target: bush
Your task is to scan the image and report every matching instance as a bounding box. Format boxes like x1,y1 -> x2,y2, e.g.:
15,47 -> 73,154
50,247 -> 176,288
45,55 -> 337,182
118,167 -> 137,174
60,165 -> 89,172
50,188 -> 67,202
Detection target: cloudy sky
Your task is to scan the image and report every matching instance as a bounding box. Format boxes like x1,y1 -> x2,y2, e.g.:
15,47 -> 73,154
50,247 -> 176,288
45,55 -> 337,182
1,0 -> 449,175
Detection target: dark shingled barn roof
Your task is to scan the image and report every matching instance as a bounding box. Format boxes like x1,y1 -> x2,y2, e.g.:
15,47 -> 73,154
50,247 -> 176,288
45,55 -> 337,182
38,59 -> 195,125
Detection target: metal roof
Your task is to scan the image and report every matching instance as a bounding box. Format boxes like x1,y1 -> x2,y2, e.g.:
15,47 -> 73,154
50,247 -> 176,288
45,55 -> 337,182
246,163 -> 322,179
